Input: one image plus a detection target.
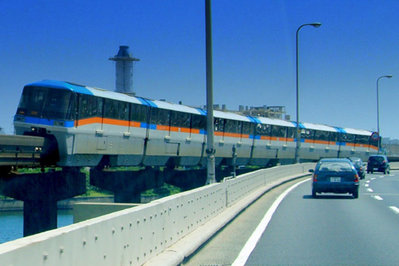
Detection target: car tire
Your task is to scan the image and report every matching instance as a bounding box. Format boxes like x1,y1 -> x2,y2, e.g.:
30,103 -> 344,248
312,189 -> 317,198
353,190 -> 359,199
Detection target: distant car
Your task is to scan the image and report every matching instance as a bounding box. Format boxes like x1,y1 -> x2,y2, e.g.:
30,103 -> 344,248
367,155 -> 390,174
310,158 -> 359,198
348,157 -> 366,179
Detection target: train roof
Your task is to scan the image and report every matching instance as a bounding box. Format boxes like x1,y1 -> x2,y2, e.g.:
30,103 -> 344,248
256,116 -> 296,128
301,122 -> 338,133
213,110 -> 252,122
340,127 -> 372,136
150,99 -> 203,115
27,80 -> 145,105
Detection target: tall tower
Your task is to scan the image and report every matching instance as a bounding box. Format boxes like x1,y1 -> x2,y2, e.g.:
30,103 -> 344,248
109,45 -> 140,95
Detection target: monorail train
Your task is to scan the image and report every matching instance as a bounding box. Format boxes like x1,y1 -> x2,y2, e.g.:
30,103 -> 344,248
13,80 -> 378,168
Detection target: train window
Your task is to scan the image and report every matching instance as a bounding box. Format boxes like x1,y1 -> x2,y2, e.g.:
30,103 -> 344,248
225,119 -> 240,134
192,114 -> 206,129
78,94 -> 102,119
103,99 -> 129,120
131,103 -> 149,123
66,93 -> 77,120
287,127 -> 295,139
356,135 -> 369,145
150,108 -> 170,126
301,129 -> 314,140
119,102 -> 129,121
104,99 -> 119,120
272,125 -> 287,138
45,89 -> 74,120
329,132 -> 338,142
255,123 -> 271,136
242,122 -> 254,135
170,111 -> 191,128
17,86 -> 45,117
17,86 -> 76,120
214,118 -> 225,132
314,130 -> 329,141
341,133 -> 355,143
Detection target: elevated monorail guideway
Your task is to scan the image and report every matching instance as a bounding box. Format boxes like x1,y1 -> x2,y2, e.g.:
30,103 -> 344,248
0,134 -> 45,172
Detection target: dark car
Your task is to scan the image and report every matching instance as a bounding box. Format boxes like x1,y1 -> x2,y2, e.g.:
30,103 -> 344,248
348,157 -> 366,179
310,158 -> 359,198
367,155 -> 390,174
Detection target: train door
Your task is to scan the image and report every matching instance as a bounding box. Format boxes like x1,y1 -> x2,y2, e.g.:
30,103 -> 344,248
143,107 -> 171,166
251,123 -> 274,166
286,127 -> 296,160
328,131 -> 339,158
237,121 -> 252,165
73,94 -> 104,165
168,111 -> 192,165
191,113 -> 207,166
300,129 -> 317,160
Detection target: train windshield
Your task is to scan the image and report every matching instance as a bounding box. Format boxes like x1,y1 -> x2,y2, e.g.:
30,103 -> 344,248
16,86 -> 75,120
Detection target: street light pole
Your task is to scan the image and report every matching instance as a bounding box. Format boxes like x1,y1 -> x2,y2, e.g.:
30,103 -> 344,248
376,75 -> 393,153
294,22 -> 321,163
205,0 -> 216,184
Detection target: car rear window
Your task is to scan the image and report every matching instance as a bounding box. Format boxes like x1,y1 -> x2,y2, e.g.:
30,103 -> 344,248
369,156 -> 384,163
318,162 -> 352,172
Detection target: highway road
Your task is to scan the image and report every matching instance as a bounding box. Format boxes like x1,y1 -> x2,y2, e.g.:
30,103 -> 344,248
183,171 -> 399,265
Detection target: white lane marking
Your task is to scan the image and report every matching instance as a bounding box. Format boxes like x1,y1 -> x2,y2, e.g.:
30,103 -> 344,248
389,206 -> 399,215
232,178 -> 311,266
371,178 -> 376,181
373,195 -> 383,201
365,184 -> 369,188
367,188 -> 373,192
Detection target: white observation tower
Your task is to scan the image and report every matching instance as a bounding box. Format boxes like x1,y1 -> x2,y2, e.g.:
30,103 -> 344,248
109,45 -> 140,95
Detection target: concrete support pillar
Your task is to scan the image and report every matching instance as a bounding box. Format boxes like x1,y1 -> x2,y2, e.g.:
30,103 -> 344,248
90,167 -> 163,203
0,168 -> 86,236
24,199 -> 57,236
164,168 -> 207,190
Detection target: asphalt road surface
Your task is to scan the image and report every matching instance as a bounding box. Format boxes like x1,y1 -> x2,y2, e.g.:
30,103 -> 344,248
184,171 -> 399,265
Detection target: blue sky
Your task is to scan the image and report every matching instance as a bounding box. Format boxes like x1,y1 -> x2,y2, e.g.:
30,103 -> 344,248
1,0 -> 399,139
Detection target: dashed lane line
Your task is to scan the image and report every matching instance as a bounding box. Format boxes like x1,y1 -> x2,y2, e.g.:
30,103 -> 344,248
389,206 -> 399,215
373,195 -> 383,201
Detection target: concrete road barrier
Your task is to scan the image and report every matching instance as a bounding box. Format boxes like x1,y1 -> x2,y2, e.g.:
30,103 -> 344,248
0,163 -> 313,266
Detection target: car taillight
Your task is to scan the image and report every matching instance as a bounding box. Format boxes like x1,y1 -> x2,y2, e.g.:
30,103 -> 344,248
313,174 -> 318,182
354,174 -> 359,182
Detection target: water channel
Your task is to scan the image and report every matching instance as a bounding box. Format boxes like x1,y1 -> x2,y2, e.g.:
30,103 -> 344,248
0,210 -> 73,244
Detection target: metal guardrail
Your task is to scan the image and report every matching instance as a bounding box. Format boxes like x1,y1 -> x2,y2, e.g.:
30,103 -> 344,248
0,135 -> 44,168
0,163 -> 313,266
